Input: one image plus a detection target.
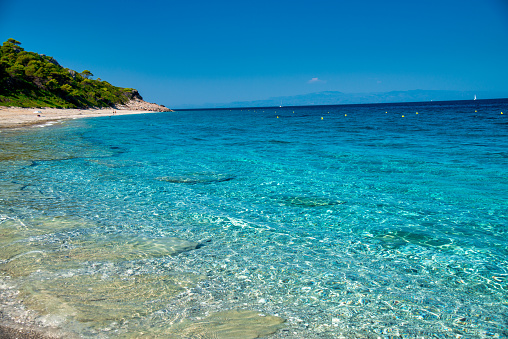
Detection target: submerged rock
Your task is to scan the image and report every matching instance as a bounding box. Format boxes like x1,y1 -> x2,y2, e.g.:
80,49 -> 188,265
71,235 -> 201,261
0,216 -> 200,277
373,229 -> 454,249
0,216 -> 89,249
1,234 -> 200,277
129,309 -> 286,339
20,273 -> 199,328
157,173 -> 235,184
180,309 -> 285,339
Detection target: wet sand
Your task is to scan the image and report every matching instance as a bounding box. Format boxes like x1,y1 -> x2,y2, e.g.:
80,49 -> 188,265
0,107 -> 165,129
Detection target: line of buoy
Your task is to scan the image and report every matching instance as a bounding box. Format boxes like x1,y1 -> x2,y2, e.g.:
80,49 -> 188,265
269,109 -> 505,118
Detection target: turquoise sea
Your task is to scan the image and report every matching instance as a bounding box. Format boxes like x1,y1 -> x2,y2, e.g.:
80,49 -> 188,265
0,99 -> 507,338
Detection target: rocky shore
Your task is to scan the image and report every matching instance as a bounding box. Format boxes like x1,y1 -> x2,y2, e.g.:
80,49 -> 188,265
116,98 -> 172,112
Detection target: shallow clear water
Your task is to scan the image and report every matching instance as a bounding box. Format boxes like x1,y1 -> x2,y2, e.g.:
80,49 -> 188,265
0,99 -> 507,338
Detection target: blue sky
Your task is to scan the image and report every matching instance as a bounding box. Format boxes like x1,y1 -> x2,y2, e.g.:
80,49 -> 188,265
1,0 -> 507,108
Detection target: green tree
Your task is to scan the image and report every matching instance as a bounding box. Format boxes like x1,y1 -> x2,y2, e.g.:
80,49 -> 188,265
24,60 -> 41,77
16,53 -> 34,66
46,79 -> 59,90
2,38 -> 24,54
34,66 -> 50,79
7,38 -> 21,46
60,84 -> 72,92
6,64 -> 24,77
80,70 -> 93,79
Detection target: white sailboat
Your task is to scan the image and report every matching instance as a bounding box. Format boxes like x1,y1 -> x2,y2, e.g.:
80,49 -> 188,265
474,95 -> 477,100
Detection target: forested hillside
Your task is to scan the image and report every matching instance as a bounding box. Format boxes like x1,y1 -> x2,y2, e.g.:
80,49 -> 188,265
0,38 -> 141,108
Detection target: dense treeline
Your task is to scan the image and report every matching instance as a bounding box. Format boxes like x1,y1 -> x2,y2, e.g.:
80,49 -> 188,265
0,38 -> 140,108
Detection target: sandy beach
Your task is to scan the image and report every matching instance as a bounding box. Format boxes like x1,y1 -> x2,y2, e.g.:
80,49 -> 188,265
0,106 -> 168,129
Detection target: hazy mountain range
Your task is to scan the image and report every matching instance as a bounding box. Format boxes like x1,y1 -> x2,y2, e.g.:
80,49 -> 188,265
181,90 -> 508,109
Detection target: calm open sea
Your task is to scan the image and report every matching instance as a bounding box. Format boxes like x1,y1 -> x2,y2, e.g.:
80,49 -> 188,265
0,99 -> 507,338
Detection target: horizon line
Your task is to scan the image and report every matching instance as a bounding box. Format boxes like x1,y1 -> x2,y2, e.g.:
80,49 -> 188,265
172,97 -> 508,111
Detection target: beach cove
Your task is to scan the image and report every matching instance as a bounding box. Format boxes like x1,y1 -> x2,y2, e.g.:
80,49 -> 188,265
0,99 -> 507,338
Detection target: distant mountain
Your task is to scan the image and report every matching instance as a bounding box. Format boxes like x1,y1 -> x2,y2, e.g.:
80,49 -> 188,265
189,90 -> 508,109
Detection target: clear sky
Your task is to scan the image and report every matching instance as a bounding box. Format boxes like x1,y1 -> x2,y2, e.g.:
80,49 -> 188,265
1,0 -> 507,108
